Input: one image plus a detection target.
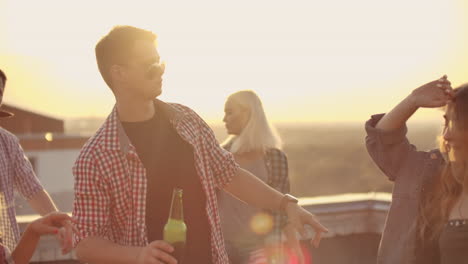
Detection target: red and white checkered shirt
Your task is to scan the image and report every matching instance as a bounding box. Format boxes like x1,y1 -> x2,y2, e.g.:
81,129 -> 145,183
0,128 -> 43,251
72,100 -> 239,264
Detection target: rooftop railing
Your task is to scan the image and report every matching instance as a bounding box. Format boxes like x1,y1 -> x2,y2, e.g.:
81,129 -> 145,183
17,192 -> 391,264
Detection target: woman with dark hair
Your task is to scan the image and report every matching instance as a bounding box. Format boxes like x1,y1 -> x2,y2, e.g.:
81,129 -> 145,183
366,75 -> 468,263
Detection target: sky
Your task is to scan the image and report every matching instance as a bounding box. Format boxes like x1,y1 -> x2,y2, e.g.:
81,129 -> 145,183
0,0 -> 467,124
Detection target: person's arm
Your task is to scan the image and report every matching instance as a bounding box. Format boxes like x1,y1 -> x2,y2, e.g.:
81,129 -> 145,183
27,189 -> 76,255
376,75 -> 452,131
12,136 -> 48,204
72,154 -> 177,264
224,168 -> 326,264
11,227 -> 40,264
225,167 -> 283,211
11,212 -> 72,264
194,107 -> 327,242
10,135 -> 63,215
75,237 -> 176,264
365,75 -> 452,181
192,106 -> 325,264
72,154 -> 114,263
27,189 -> 58,215
11,134 -> 58,214
224,168 -> 327,246
10,136 -> 70,253
76,237 -> 139,264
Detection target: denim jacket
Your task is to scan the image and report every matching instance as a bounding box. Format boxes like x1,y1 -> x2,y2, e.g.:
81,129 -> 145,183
365,114 -> 444,264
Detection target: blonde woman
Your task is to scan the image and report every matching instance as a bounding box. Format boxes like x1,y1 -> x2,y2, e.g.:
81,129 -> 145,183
366,75 -> 468,263
218,90 -> 291,263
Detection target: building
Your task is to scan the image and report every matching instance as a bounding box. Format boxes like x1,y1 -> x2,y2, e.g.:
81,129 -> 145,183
0,104 -> 89,215
0,104 -> 64,135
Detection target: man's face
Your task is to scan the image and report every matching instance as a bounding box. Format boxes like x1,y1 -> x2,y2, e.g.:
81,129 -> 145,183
119,40 -> 165,100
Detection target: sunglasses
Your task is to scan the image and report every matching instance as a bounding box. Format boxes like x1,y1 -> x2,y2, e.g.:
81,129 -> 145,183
145,61 -> 166,80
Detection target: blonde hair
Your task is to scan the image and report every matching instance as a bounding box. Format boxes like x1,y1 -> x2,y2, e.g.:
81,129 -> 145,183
222,90 -> 282,153
417,83 -> 468,254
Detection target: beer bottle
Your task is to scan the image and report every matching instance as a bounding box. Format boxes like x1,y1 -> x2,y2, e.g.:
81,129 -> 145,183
163,188 -> 187,263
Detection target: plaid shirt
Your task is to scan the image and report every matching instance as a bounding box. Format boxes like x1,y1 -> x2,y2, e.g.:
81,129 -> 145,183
72,100 -> 239,264
264,148 -> 290,237
0,128 -> 43,251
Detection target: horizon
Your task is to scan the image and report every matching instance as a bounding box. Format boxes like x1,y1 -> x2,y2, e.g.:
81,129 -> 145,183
3,100 -> 446,129
1,0 -> 467,124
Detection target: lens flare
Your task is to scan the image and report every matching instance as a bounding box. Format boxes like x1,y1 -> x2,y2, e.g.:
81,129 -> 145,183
250,212 -> 274,235
283,243 -> 313,264
247,242 -> 313,264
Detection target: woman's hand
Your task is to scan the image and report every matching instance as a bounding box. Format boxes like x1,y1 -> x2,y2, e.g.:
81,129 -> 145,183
376,75 -> 453,131
12,213 -> 75,264
28,212 -> 77,254
28,212 -> 73,237
56,220 -> 75,254
408,75 -> 453,108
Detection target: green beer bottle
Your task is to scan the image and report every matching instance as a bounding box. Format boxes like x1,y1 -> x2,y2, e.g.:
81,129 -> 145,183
163,188 -> 187,263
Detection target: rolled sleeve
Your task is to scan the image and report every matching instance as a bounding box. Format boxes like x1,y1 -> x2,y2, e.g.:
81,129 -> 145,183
72,156 -> 111,247
365,113 -> 421,181
365,114 -> 408,146
12,138 -> 43,200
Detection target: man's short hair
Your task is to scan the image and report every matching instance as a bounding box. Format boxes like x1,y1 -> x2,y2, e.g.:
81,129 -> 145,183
0,69 -> 7,85
95,25 -> 157,89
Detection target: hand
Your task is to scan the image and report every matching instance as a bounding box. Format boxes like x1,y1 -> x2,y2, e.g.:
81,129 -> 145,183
56,220 -> 76,254
409,75 -> 453,108
28,212 -> 73,237
285,203 -> 328,249
136,240 -> 177,264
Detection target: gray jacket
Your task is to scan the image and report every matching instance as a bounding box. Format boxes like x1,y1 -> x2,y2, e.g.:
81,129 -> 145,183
365,114 -> 444,264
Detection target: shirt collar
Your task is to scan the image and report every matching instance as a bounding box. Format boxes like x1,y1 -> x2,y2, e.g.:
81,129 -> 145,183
99,99 -> 185,153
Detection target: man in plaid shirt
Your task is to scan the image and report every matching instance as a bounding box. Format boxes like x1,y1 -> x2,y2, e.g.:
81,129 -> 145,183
0,69 -> 72,253
73,26 -> 328,264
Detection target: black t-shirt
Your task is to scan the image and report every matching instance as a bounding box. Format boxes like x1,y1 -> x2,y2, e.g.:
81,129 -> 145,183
121,105 -> 212,263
